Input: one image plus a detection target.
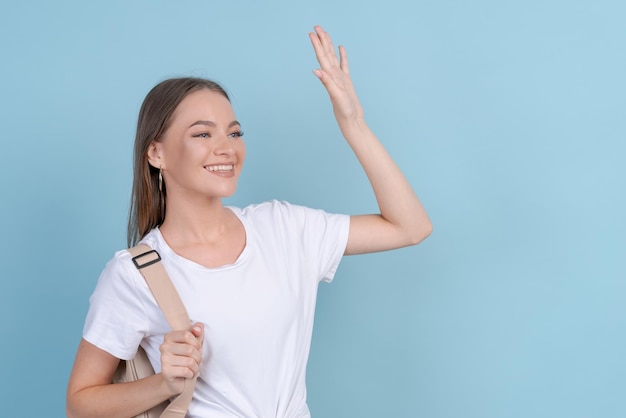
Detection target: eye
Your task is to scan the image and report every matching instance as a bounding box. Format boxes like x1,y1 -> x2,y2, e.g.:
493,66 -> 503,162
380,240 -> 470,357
193,132 -> 211,139
228,131 -> 244,139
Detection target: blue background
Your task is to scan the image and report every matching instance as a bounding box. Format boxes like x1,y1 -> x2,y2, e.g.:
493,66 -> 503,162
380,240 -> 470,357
1,1 -> 624,417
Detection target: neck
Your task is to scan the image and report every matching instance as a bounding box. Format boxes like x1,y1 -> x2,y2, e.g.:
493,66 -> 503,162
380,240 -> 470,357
160,191 -> 231,245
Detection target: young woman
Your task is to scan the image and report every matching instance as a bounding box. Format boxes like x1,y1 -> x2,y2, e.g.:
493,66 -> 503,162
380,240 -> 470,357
67,26 -> 432,418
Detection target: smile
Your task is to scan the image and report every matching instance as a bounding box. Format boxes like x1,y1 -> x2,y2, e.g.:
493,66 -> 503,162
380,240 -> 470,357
205,164 -> 234,172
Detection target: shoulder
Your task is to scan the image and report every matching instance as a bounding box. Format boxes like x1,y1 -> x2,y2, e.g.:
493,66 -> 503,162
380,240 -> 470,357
230,201 -> 321,233
96,229 -> 162,291
136,228 -> 161,250
234,199 -> 298,215
231,200 -> 349,236
232,200 -> 331,221
94,250 -> 141,294
102,249 -> 136,277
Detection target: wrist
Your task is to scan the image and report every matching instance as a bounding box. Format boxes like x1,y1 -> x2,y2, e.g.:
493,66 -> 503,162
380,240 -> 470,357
157,373 -> 184,398
339,115 -> 368,138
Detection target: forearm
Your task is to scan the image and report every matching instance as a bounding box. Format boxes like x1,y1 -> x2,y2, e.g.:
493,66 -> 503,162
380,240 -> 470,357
67,373 -> 172,418
342,117 -> 432,247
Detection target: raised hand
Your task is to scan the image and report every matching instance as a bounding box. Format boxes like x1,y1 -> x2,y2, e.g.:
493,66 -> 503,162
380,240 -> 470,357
309,25 -> 364,129
308,26 -> 432,256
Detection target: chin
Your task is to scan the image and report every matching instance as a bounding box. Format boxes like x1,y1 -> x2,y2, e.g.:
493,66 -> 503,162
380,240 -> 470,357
214,186 -> 238,199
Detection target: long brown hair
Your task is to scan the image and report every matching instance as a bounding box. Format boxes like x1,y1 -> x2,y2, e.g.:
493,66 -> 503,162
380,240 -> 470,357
127,77 -> 230,247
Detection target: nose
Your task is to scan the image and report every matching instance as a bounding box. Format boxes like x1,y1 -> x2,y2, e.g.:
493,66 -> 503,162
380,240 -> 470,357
213,133 -> 235,156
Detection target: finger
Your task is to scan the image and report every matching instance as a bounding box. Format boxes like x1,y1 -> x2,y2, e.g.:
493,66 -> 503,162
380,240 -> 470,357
339,45 -> 350,74
314,25 -> 336,57
161,342 -> 202,362
191,322 -> 204,345
312,68 -> 324,80
165,329 -> 202,349
309,27 -> 339,70
161,343 -> 202,373
162,358 -> 200,379
163,350 -> 200,369
309,31 -> 330,68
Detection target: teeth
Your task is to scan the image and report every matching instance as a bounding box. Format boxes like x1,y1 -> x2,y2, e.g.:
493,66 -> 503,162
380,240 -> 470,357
206,165 -> 233,172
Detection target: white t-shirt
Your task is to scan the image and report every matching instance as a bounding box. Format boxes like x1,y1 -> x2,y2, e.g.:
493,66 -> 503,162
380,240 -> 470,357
83,200 -> 350,418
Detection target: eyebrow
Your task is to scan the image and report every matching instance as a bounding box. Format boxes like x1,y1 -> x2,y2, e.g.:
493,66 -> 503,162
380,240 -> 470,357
188,120 -> 241,129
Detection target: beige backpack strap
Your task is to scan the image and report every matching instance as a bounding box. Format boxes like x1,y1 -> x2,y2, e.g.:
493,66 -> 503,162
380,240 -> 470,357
128,244 -> 198,418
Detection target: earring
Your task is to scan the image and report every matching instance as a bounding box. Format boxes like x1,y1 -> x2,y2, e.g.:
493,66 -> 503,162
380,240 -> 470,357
158,167 -> 163,192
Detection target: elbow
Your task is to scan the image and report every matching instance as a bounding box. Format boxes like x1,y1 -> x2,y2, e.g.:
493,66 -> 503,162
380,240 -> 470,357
66,395 -> 78,418
66,389 -> 84,418
407,219 -> 433,246
66,404 -> 76,418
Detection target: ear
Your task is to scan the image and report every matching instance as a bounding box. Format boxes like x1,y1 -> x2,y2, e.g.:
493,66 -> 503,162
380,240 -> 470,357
147,141 -> 164,169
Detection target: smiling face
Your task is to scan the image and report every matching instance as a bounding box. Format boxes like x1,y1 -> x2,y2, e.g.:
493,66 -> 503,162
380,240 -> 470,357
148,88 -> 246,202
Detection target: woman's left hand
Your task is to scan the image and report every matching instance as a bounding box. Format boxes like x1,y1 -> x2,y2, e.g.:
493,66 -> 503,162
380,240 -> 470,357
309,25 -> 363,129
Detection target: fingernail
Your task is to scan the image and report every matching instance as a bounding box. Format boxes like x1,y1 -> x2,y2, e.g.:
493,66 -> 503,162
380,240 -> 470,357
313,69 -> 323,78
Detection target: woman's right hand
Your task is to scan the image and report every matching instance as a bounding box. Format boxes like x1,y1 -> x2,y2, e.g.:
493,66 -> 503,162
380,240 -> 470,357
159,322 -> 204,395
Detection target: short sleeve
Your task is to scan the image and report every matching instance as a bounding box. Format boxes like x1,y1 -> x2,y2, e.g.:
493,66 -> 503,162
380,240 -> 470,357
298,205 -> 350,283
252,201 -> 349,284
82,251 -> 151,360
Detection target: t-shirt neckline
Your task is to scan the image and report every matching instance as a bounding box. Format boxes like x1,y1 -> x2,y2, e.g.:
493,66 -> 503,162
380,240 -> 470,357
153,206 -> 250,272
